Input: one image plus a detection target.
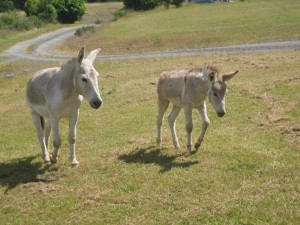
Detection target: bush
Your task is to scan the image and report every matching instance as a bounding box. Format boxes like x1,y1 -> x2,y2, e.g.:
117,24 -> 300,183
0,0 -> 15,12
12,0 -> 26,10
171,0 -> 183,7
24,0 -> 40,16
52,0 -> 85,24
0,11 -> 35,30
38,4 -> 57,23
75,25 -> 95,36
124,0 -> 161,10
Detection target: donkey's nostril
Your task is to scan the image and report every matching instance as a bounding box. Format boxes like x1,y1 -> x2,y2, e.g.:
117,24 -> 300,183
91,99 -> 102,109
217,111 -> 225,117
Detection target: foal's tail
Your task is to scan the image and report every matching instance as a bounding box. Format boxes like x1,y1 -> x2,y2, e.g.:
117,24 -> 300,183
40,116 -> 45,130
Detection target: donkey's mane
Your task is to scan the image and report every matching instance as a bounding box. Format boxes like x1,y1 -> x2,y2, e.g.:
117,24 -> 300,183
60,57 -> 77,69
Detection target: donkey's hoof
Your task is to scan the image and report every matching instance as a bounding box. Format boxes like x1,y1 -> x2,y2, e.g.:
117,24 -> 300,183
50,155 -> 58,164
71,161 -> 79,167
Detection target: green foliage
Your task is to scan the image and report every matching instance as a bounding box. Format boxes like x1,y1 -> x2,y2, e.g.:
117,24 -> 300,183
12,0 -> 26,10
123,0 -> 161,10
0,0 -> 15,12
74,25 -> 96,36
0,11 -> 36,30
24,0 -> 40,16
52,0 -> 85,23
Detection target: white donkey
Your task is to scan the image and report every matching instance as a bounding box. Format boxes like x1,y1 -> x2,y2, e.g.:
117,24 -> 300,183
156,66 -> 238,153
26,47 -> 102,166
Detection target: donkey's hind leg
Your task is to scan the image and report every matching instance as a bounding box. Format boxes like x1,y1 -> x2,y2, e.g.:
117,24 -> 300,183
31,113 -> 50,163
156,99 -> 169,148
49,117 -> 61,164
168,105 -> 181,149
44,119 -> 51,152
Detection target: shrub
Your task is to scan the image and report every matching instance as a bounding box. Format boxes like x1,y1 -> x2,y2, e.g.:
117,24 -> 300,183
123,0 -> 161,10
24,0 -> 40,16
75,25 -> 95,37
0,0 -> 15,12
0,12 -> 34,30
171,0 -> 184,7
38,4 -> 57,23
52,0 -> 85,24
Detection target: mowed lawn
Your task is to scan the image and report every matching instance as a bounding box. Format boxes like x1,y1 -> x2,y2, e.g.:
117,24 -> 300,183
0,50 -> 299,224
60,0 -> 300,55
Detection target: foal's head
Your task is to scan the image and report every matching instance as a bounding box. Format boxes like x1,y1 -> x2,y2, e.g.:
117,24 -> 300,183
206,67 -> 238,117
74,47 -> 102,109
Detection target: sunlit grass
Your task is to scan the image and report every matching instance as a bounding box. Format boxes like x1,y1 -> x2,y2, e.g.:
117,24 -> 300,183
0,51 -> 299,224
60,0 -> 300,55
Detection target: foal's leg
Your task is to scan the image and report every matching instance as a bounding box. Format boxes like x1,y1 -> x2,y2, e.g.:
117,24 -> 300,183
168,105 -> 181,149
68,112 -> 79,166
195,102 -> 210,151
184,105 -> 193,153
31,113 -> 50,163
156,98 -> 169,148
49,117 -> 61,164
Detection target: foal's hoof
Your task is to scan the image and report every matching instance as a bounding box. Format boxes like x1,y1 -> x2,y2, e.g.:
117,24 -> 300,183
71,159 -> 79,167
194,142 -> 201,151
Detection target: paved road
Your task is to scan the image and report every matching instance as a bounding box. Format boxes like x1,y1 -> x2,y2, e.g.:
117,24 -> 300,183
2,25 -> 300,62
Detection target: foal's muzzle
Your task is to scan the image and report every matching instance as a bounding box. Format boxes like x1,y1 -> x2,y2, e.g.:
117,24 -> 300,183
90,98 -> 102,109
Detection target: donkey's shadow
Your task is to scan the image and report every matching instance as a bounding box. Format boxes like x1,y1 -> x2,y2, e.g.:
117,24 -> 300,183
118,146 -> 199,173
0,155 -> 58,193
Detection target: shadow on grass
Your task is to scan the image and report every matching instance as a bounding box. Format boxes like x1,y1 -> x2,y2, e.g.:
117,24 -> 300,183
118,146 -> 199,173
0,155 -> 58,193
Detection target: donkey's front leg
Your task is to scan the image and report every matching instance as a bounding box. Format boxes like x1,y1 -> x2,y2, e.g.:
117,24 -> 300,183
49,117 -> 61,164
195,103 -> 210,151
184,105 -> 193,153
68,112 -> 79,166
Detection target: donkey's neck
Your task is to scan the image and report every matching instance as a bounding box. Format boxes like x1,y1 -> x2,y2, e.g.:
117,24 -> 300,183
58,59 -> 79,98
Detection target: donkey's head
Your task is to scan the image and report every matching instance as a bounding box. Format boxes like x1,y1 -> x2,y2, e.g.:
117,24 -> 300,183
207,67 -> 238,117
74,47 -> 102,109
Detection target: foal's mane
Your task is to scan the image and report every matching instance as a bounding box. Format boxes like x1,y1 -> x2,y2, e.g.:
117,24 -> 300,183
188,65 -> 219,74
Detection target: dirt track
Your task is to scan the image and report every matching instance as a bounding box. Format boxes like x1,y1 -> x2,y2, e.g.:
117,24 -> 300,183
2,25 -> 300,62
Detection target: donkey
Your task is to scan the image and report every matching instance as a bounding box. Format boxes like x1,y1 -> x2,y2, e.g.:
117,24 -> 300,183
26,47 -> 102,166
156,66 -> 238,153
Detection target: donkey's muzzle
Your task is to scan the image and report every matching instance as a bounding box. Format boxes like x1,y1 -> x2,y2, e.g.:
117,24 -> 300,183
217,111 -> 225,117
90,98 -> 102,109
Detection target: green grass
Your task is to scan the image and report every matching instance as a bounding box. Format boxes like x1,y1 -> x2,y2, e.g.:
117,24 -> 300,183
0,51 -> 299,224
60,0 -> 300,55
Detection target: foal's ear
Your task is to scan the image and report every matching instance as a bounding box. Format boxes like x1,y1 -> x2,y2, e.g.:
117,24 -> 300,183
208,71 -> 216,83
86,48 -> 101,64
222,70 -> 239,82
77,47 -> 85,64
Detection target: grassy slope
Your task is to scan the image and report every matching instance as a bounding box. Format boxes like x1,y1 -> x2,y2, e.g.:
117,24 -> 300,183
61,0 -> 300,54
0,51 -> 299,224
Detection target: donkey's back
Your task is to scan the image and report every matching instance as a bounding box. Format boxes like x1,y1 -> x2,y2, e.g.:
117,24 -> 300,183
157,70 -> 188,106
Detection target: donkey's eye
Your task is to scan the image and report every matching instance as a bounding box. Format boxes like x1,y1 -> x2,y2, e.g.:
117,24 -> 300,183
213,93 -> 218,97
81,77 -> 88,83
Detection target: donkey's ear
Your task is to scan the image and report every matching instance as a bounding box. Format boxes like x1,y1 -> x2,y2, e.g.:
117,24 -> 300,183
78,47 -> 85,64
87,48 -> 101,64
208,71 -> 216,83
222,70 -> 238,82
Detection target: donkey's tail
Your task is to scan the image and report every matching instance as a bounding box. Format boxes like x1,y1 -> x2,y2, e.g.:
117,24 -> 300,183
40,116 -> 45,130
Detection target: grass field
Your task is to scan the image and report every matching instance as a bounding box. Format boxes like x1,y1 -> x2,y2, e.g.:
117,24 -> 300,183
59,0 -> 300,55
1,0 -> 300,224
0,50 -> 299,224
